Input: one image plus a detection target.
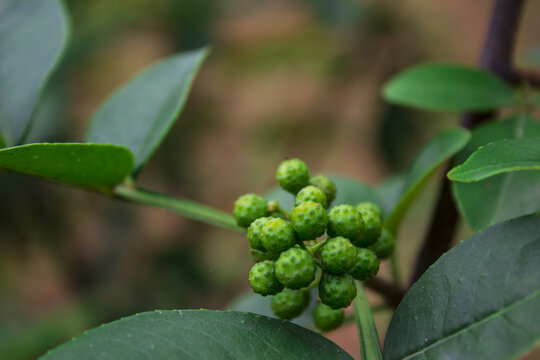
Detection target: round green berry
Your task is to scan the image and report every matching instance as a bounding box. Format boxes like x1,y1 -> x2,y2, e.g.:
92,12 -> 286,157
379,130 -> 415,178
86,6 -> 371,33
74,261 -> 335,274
271,289 -> 310,320
313,303 -> 344,331
248,260 -> 283,296
247,217 -> 271,251
369,228 -> 394,259
319,273 -> 357,309
356,201 -> 383,220
276,159 -> 310,194
349,248 -> 380,281
295,185 -> 328,208
291,201 -> 328,241
327,205 -> 365,245
320,236 -> 357,275
261,218 -> 296,253
233,194 -> 269,228
309,175 -> 336,205
275,247 -> 316,289
356,210 -> 382,247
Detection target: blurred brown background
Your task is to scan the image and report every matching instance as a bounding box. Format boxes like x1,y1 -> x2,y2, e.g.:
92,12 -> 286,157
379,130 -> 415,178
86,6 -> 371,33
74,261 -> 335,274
1,0 -> 540,358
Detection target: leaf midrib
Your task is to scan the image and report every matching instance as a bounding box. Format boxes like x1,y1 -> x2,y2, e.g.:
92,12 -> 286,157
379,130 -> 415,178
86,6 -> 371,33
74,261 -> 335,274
399,289 -> 540,360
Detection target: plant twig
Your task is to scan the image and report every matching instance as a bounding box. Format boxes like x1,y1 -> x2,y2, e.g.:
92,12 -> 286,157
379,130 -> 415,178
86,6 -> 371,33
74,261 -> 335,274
410,0 -> 527,285
114,184 -> 245,233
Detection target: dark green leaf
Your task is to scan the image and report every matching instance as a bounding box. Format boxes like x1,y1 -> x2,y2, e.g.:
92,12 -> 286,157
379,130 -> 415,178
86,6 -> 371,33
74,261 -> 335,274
264,175 -> 379,210
452,115 -> 540,229
448,137 -> 540,182
40,310 -> 353,360
383,64 -> 517,112
354,283 -> 383,360
0,0 -> 70,146
85,48 -> 209,174
228,288 -> 319,328
385,128 -> 470,234
0,143 -> 133,193
383,214 -> 540,360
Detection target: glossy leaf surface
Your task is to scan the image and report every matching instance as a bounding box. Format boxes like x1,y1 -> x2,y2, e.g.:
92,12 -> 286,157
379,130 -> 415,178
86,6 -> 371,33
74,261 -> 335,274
85,48 -> 208,173
0,143 -> 133,193
40,310 -> 353,360
384,214 -> 540,360
383,64 -> 517,112
0,0 -> 70,145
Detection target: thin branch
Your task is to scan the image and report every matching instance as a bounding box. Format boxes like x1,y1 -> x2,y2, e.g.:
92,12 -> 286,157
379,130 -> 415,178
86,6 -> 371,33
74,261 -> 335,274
410,0 -> 527,285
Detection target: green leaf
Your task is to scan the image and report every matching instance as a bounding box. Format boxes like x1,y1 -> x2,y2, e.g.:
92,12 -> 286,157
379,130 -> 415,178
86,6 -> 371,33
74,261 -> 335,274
385,128 -> 470,234
40,310 -> 353,360
0,0 -> 70,146
0,143 -> 133,193
448,137 -> 540,182
85,48 -> 209,174
264,175 -> 380,210
375,174 -> 407,218
228,288 -> 318,328
382,64 -> 517,112
452,114 -> 540,230
383,214 -> 540,360
354,283 -> 383,360
114,185 -> 243,233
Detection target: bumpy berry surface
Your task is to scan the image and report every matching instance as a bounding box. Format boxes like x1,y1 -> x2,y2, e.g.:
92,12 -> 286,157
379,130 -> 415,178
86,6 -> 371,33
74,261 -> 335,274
276,159 -> 310,194
275,248 -> 316,289
356,201 -> 383,220
271,289 -> 310,320
248,260 -> 283,296
313,303 -> 344,331
233,194 -> 269,228
356,210 -> 382,247
319,273 -> 357,309
247,217 -> 271,251
260,218 -> 296,253
309,175 -> 336,205
320,236 -> 357,275
349,248 -> 380,281
369,228 -> 394,259
327,205 -> 365,245
291,201 -> 328,241
295,185 -> 328,208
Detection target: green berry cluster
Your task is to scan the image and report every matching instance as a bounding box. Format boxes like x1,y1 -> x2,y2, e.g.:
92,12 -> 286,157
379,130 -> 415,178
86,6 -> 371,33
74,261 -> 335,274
233,159 -> 395,332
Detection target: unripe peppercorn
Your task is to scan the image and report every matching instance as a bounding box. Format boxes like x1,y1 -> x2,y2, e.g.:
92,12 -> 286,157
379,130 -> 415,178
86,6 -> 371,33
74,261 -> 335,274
356,209 -> 382,247
369,228 -> 394,259
320,236 -> 357,275
275,247 -> 316,289
247,217 -> 271,251
248,260 -> 283,296
349,248 -> 380,281
295,185 -> 328,208
356,201 -> 383,220
276,159 -> 310,194
233,194 -> 269,228
327,205 -> 365,246
260,218 -> 296,253
271,289 -> 310,320
319,273 -> 357,309
313,303 -> 344,331
309,175 -> 336,205
291,201 -> 328,241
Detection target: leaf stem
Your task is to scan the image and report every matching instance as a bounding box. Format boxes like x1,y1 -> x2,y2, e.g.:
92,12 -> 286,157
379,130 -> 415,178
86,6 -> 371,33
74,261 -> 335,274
354,282 -> 383,360
114,184 -> 245,233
